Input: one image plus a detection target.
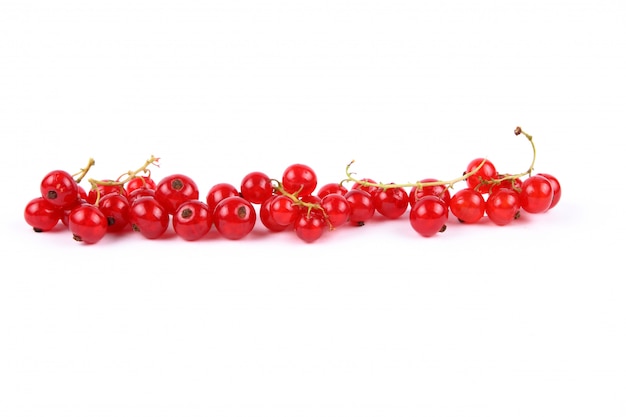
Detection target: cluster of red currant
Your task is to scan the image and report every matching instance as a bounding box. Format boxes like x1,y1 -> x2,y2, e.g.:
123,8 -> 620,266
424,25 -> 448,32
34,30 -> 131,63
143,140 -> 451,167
23,127 -> 561,244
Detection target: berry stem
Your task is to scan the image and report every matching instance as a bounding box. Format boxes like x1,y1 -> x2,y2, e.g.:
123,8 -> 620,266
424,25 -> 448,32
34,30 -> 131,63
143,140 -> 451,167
344,158 -> 487,191
88,155 -> 160,205
485,127 -> 537,189
271,179 -> 334,229
73,158 -> 96,184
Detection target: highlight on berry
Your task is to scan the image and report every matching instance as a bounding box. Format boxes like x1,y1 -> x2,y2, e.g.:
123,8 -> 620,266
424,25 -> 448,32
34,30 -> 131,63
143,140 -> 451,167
24,128 -> 561,244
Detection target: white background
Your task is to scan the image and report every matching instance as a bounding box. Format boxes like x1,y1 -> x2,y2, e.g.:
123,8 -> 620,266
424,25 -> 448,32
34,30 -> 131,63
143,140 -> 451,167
1,0 -> 625,416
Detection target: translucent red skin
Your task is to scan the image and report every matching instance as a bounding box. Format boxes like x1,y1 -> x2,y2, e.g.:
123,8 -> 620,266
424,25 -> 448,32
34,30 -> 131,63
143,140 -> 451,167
260,196 -> 291,232
98,193 -> 130,233
173,200 -> 212,241
130,197 -> 170,239
374,186 -> 409,219
68,204 -> 108,244
206,183 -> 240,215
449,188 -> 485,224
155,174 -> 200,215
345,189 -> 375,225
213,196 -> 256,240
282,163 -> 317,197
321,193 -> 351,228
240,171 -> 273,204
520,176 -> 553,213
536,173 -> 561,209
486,189 -> 521,226
40,170 -> 79,209
294,211 -> 326,243
409,196 -> 448,237
268,195 -> 298,227
409,179 -> 451,207
465,158 -> 498,194
24,197 -> 62,232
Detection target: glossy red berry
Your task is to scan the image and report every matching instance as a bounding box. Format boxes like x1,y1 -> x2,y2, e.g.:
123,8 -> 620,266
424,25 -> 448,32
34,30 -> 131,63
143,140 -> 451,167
282,163 -> 317,197
129,196 -> 170,239
373,186 -> 409,219
125,176 -> 157,195
351,178 -> 380,197
40,170 -> 79,209
206,183 -> 240,215
465,158 -> 498,194
155,174 -> 199,215
68,203 -> 108,244
24,197 -> 62,232
449,188 -> 485,224
320,193 -> 350,228
293,210 -> 326,243
345,189 -> 375,226
486,189 -> 521,226
213,196 -> 256,240
520,175 -> 553,214
260,195 -> 291,232
409,179 -> 451,207
317,183 -> 348,198
173,200 -> 212,241
240,171 -> 273,204
536,173 -> 561,209
87,181 -> 126,205
98,193 -> 131,233
409,196 -> 448,237
269,194 -> 298,226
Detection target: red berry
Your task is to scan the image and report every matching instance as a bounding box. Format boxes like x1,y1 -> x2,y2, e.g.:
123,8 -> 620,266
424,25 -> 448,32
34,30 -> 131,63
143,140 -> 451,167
269,194 -> 298,226
68,203 -> 108,244
486,189 -> 520,226
317,183 -> 348,198
129,196 -> 170,239
351,178 -> 380,197
282,163 -> 317,197
240,171 -> 273,204
449,188 -> 485,224
87,181 -> 126,205
213,196 -> 256,240
321,193 -> 351,228
409,179 -> 451,207
536,173 -> 561,209
465,158 -> 498,194
206,183 -> 240,215
373,185 -> 409,219
98,193 -> 131,233
125,176 -> 157,194
260,196 -> 291,232
345,189 -> 375,226
293,210 -> 326,243
24,197 -> 61,232
40,170 -> 79,209
520,175 -> 553,214
155,174 -> 199,215
409,196 -> 448,237
173,200 -> 212,241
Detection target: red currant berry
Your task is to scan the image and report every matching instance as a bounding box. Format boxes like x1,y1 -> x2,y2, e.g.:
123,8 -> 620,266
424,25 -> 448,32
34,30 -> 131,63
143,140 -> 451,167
206,183 -> 240,215
130,196 -> 170,239
293,210 -> 326,243
173,200 -> 212,241
240,171 -> 273,204
345,189 -> 375,226
213,196 -> 256,240
320,193 -> 350,228
465,158 -> 498,194
260,196 -> 291,232
40,170 -> 79,209
98,193 -> 131,233
449,188 -> 485,224
520,175 -> 553,214
125,176 -> 157,195
87,181 -> 126,205
68,203 -> 108,244
486,189 -> 521,226
317,182 -> 348,198
489,176 -> 523,194
155,174 -> 200,215
536,173 -> 561,209
127,188 -> 156,204
409,196 -> 448,237
282,163 -> 317,197
24,197 -> 62,232
409,179 -> 451,207
374,185 -> 409,219
269,194 -> 298,226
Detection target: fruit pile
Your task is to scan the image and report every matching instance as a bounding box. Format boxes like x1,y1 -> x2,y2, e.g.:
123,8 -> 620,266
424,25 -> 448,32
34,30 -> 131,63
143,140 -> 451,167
23,127 -> 561,244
